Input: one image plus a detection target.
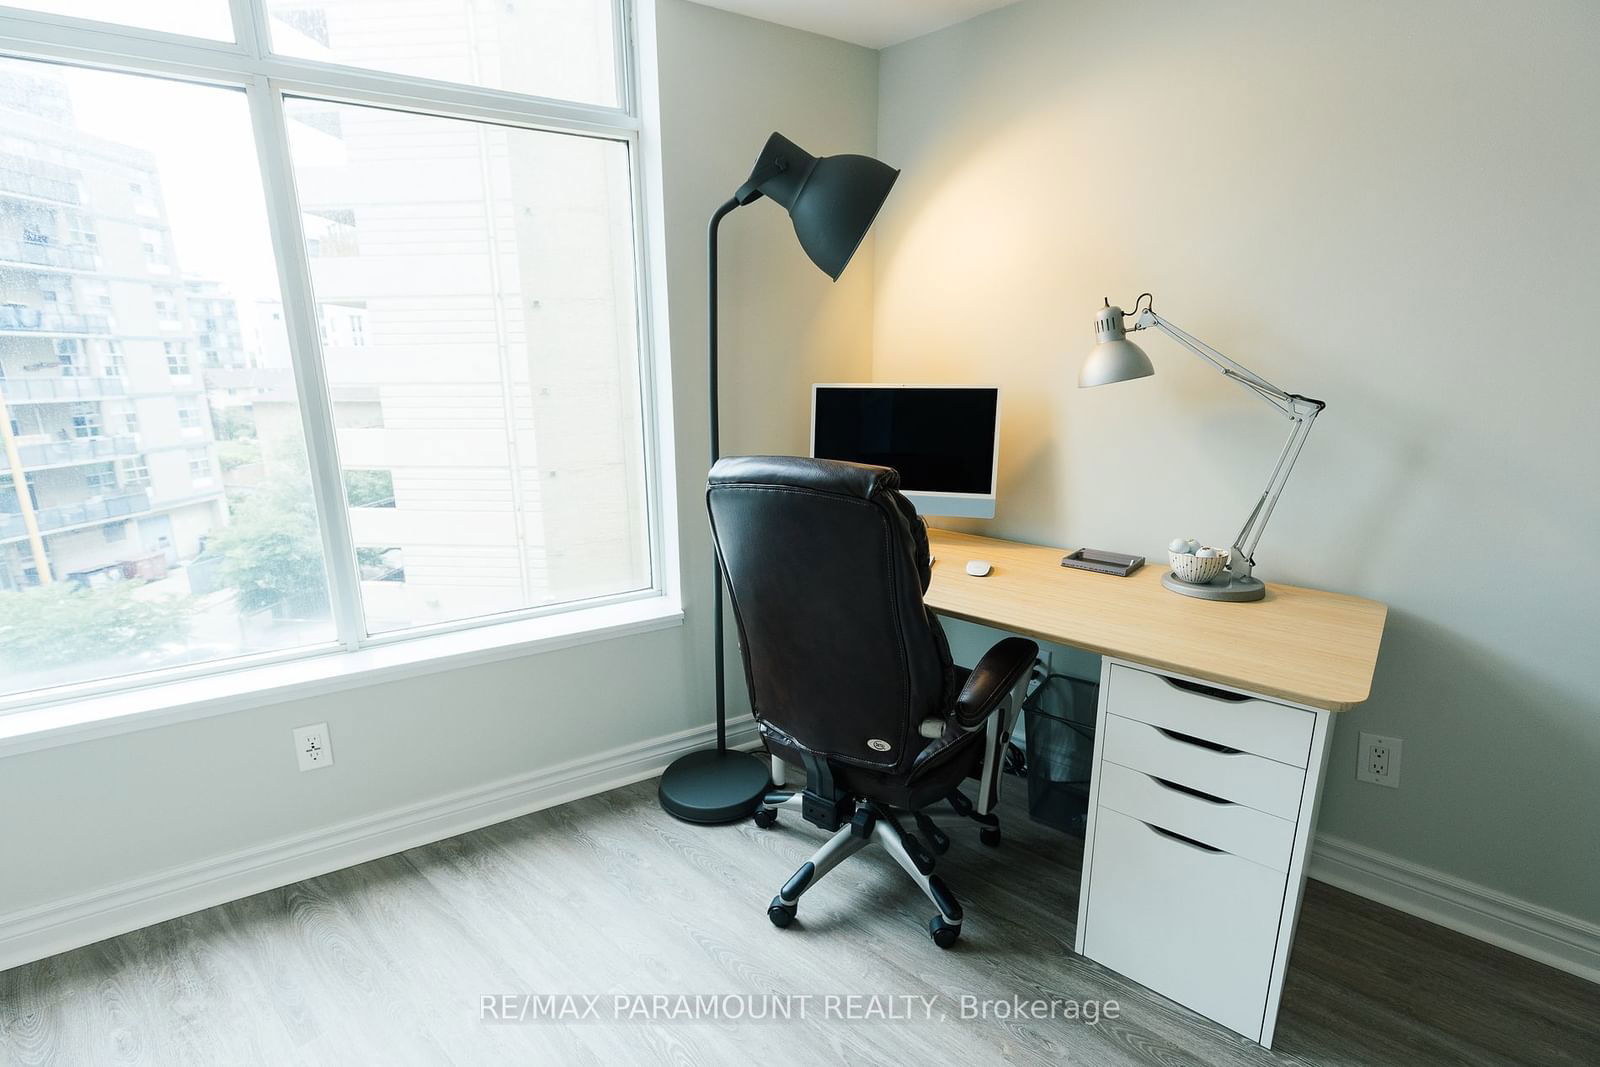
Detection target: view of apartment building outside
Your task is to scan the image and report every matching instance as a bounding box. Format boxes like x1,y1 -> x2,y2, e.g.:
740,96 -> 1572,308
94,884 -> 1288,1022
0,68 -> 228,592
1,2 -> 653,698
0,60 -> 336,696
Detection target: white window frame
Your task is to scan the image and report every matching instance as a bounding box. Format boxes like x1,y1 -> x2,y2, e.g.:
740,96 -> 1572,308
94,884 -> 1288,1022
0,0 -> 677,726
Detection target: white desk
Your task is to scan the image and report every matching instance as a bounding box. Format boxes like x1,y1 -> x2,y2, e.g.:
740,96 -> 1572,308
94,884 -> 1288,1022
923,528 -> 1388,1048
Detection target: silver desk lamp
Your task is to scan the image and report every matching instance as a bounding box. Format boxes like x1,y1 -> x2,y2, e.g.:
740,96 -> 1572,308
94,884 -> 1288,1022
1080,294 -> 1326,602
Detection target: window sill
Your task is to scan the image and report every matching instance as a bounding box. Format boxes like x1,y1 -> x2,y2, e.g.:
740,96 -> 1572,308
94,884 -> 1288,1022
0,596 -> 684,759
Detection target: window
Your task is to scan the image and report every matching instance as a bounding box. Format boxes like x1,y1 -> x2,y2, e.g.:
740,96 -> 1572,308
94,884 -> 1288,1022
2,3 -> 234,40
188,449 -> 213,481
70,404 -> 102,438
285,98 -> 648,634
0,2 -> 652,708
142,229 -> 169,268
84,463 -> 117,492
266,0 -> 621,108
120,456 -> 150,488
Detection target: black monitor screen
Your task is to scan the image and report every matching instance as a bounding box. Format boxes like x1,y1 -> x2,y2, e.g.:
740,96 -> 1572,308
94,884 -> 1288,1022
812,386 -> 998,495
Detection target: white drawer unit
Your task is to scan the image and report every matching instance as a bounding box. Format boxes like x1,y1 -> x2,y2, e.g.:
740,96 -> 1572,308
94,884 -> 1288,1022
1104,663 -> 1314,766
1095,760 -> 1296,872
1081,807 -> 1287,1040
1077,660 -> 1336,1048
1102,714 -> 1305,820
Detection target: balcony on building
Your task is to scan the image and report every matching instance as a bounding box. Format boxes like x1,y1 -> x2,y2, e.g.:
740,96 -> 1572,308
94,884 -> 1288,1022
0,303 -> 113,336
0,376 -> 127,404
0,236 -> 99,273
0,155 -> 81,206
0,489 -> 153,543
12,434 -> 138,472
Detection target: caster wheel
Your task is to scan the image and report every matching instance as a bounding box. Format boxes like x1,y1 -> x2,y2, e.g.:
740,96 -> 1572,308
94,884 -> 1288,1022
929,914 -> 961,948
753,808 -> 777,829
768,896 -> 797,929
979,826 -> 1002,848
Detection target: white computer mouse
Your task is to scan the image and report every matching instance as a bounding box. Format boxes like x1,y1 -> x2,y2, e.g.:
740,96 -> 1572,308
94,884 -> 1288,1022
965,559 -> 993,577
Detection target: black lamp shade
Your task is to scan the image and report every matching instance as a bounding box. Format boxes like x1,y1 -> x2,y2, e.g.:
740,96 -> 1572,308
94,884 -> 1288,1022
743,132 -> 899,281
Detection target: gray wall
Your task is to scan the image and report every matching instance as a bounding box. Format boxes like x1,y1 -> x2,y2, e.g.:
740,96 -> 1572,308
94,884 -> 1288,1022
872,0 -> 1600,921
0,0 -> 879,933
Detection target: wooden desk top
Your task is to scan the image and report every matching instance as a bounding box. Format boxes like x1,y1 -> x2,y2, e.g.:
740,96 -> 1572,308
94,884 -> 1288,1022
926,529 -> 1387,712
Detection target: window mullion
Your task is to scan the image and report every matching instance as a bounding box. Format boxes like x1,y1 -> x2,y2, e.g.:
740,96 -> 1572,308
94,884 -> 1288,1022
246,76 -> 367,650
228,0 -> 267,63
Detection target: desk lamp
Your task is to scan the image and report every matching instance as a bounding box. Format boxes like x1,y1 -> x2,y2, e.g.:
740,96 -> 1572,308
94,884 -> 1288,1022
658,133 -> 899,824
1080,294 -> 1325,602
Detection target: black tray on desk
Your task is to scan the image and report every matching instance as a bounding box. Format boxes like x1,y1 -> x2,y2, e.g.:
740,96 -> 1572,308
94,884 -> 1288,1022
1060,548 -> 1145,577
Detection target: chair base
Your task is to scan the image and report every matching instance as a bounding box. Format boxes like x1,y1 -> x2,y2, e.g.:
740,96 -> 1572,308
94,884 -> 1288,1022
658,747 -> 771,824
754,791 -> 996,948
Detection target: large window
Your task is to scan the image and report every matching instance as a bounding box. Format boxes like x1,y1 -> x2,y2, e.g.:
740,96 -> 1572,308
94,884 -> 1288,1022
0,1 -> 654,707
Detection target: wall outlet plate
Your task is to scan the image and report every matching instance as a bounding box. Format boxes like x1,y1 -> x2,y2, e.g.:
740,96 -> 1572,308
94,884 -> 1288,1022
1356,731 -> 1401,788
293,723 -> 333,772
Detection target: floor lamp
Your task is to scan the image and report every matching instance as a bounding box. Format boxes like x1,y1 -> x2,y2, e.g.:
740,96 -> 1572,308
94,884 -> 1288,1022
657,132 -> 900,824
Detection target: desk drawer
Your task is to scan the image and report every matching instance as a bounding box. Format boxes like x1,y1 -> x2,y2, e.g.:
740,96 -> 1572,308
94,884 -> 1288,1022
1106,665 -> 1314,767
1103,714 -> 1306,820
1097,760 -> 1295,871
1082,807 -> 1287,1041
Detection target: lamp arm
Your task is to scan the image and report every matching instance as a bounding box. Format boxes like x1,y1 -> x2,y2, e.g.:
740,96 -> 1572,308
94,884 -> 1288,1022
1129,308 -> 1326,580
1133,309 -> 1295,414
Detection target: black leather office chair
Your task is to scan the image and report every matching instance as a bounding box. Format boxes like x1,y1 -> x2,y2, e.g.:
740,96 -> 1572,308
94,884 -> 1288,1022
708,456 -> 1037,948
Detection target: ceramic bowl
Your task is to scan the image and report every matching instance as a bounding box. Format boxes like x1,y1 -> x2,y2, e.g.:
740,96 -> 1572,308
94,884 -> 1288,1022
1168,549 -> 1227,585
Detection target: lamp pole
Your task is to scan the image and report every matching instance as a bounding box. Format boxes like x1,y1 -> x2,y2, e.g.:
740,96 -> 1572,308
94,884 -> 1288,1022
706,195 -> 738,753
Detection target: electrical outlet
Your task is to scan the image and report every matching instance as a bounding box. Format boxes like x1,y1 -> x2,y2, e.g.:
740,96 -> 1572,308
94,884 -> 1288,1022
1356,731 -> 1401,788
293,723 -> 333,772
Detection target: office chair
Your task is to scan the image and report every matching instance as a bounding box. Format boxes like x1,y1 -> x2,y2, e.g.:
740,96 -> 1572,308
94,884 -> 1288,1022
708,456 -> 1038,948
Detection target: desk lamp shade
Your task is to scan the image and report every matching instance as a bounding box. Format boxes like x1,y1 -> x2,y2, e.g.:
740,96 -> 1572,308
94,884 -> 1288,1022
1080,303 -> 1156,388
742,132 -> 900,281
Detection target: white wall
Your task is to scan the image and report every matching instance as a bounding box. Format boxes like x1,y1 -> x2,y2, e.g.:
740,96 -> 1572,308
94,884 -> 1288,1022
872,0 -> 1600,922
0,0 -> 879,954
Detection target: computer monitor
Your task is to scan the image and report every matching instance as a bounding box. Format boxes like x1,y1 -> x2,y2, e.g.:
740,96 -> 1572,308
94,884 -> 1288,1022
810,384 -> 1000,518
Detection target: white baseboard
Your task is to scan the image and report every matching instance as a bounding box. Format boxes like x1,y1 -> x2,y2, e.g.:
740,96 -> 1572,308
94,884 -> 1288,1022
1309,834 -> 1600,986
10,737 -> 1594,992
0,720 -> 763,974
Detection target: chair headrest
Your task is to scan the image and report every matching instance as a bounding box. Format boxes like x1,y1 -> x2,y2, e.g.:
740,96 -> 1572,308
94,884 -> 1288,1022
709,456 -> 899,500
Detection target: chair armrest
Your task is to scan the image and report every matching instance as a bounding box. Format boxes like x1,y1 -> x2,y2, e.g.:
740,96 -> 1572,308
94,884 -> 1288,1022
953,636 -> 1039,730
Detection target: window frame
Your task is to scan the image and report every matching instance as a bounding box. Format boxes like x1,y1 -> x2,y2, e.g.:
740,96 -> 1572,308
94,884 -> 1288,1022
0,0 -> 674,717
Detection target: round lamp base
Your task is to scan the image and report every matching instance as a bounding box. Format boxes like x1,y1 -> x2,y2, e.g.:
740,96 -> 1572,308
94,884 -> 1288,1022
658,747 -> 771,824
1163,570 -> 1266,602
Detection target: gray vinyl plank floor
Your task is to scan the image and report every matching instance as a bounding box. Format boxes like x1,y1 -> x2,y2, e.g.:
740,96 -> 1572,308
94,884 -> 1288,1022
3,775 -> 1596,1066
